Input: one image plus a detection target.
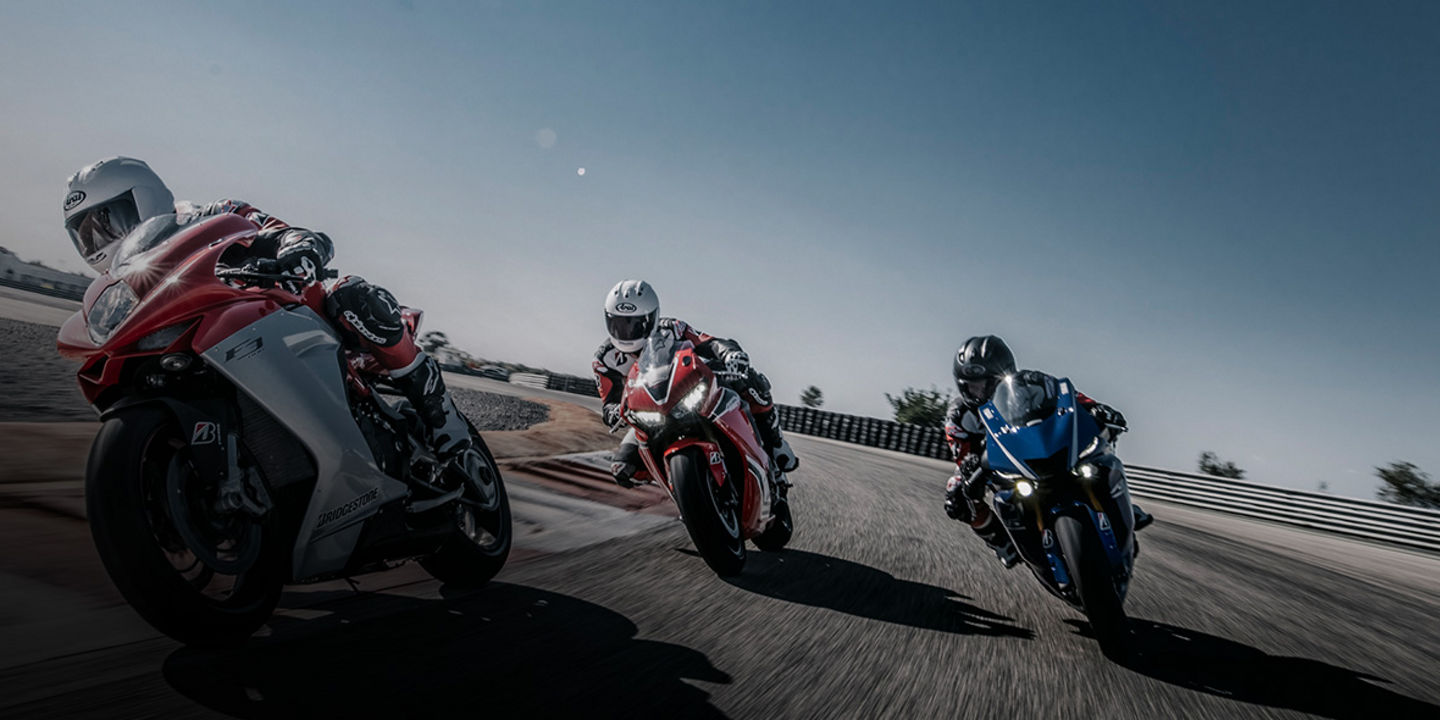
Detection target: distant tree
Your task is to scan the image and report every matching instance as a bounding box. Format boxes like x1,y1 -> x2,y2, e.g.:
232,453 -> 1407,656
1375,461 -> 1440,509
886,386 -> 951,428
418,331 -> 450,354
1198,451 -> 1246,479
799,386 -> 825,408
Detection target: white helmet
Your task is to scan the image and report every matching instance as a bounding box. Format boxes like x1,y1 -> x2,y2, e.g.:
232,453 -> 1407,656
63,157 -> 175,273
604,279 -> 659,353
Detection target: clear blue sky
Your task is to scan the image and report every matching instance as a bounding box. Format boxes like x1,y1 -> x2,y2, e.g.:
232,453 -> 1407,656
2,1 -> 1437,499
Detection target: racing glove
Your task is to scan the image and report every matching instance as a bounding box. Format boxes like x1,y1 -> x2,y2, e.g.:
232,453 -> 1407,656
723,350 -> 751,377
273,230 -> 332,282
602,403 -> 624,431
1090,404 -> 1127,431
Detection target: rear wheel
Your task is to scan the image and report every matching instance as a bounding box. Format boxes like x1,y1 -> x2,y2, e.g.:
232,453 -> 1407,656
86,405 -> 283,647
1055,513 -> 1129,658
671,449 -> 746,576
419,430 -> 511,588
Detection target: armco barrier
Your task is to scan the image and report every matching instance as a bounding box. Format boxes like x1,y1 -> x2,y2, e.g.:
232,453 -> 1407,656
517,370 -> 1440,554
1124,466 -> 1440,554
0,277 -> 86,301
509,372 -> 550,390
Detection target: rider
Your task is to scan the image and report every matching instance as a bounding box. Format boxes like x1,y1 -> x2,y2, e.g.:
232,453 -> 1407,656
593,279 -> 798,488
941,335 -> 1150,567
61,156 -> 470,456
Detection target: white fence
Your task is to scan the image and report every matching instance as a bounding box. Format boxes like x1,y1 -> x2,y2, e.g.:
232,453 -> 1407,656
1126,466 -> 1440,554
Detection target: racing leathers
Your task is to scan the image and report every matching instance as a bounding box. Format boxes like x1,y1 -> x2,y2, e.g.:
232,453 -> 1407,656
593,318 -> 797,487
943,370 -> 1129,566
186,199 -> 470,456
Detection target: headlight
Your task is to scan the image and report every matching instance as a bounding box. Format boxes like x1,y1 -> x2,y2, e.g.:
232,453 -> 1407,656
679,380 -> 708,412
87,282 -> 139,344
627,410 -> 665,429
1074,463 -> 1098,480
1015,480 -> 1035,497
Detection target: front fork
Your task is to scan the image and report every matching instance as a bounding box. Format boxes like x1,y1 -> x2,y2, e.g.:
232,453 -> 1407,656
107,396 -> 272,519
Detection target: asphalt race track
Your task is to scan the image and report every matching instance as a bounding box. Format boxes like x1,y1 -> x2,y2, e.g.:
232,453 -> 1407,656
2,289 -> 1438,718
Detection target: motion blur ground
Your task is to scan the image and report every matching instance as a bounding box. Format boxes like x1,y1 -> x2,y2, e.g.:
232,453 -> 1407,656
3,290 -> 1439,718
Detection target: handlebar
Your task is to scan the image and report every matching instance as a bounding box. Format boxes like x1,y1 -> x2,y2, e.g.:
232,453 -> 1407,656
216,266 -> 339,285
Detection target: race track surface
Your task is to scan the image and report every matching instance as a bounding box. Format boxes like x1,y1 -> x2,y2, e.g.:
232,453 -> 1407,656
1,287 -> 1436,718
2,434 -> 1437,719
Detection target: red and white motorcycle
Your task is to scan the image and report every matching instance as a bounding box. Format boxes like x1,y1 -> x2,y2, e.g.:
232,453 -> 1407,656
57,212 -> 510,646
619,332 -> 794,576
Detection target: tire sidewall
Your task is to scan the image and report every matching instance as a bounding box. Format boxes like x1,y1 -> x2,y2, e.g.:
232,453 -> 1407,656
670,449 -> 746,576
86,405 -> 282,646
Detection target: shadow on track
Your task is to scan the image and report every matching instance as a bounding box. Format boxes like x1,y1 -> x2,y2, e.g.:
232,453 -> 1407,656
717,549 -> 1032,639
164,582 -> 731,719
1067,619 -> 1439,719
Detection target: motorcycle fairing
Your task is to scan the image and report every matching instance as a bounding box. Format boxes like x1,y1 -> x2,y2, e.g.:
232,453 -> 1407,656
199,306 -> 408,581
980,378 -> 1102,480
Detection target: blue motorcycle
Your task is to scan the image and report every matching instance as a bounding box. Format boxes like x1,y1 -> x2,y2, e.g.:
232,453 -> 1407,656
976,373 -> 1139,656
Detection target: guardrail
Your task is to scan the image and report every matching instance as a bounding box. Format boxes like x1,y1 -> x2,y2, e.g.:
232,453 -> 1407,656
1124,466 -> 1440,554
509,372 -> 550,390
512,370 -> 1440,554
0,277 -> 86,301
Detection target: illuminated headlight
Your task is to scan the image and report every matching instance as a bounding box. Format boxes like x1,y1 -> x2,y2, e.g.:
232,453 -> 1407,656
627,410 -> 665,429
87,282 -> 139,344
1015,480 -> 1035,497
679,380 -> 708,413
1074,463 -> 1098,480
136,322 -> 191,351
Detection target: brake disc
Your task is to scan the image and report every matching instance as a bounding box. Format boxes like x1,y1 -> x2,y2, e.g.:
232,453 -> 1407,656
166,454 -> 262,575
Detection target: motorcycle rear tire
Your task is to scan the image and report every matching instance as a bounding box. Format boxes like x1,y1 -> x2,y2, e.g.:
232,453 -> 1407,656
86,405 -> 283,647
671,449 -> 746,576
1054,513 -> 1129,659
420,429 -> 512,588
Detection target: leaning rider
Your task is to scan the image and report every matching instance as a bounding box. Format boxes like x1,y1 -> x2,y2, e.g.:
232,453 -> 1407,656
593,279 -> 798,488
62,156 -> 470,457
941,335 -> 1152,567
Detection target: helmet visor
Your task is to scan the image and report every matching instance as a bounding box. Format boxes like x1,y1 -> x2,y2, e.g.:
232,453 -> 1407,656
66,194 -> 141,259
606,311 -> 656,343
961,376 -> 1000,405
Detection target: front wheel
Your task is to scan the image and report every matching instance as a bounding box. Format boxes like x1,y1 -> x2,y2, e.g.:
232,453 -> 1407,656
1054,513 -> 1129,658
671,449 -> 746,576
419,430 -> 511,588
86,405 -> 283,647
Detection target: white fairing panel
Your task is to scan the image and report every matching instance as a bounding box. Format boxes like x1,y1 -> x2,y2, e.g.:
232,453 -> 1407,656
200,307 -> 407,581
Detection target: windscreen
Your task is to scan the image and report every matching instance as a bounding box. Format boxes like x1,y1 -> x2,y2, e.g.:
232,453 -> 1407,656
634,332 -> 680,400
110,213 -> 185,271
989,374 -> 1058,428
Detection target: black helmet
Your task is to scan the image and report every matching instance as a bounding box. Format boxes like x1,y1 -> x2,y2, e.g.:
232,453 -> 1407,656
953,335 -> 1016,407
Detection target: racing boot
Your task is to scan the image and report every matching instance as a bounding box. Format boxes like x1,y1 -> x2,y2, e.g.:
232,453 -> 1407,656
1133,504 -> 1154,531
755,408 -> 799,474
391,353 -> 471,459
973,509 -> 1020,569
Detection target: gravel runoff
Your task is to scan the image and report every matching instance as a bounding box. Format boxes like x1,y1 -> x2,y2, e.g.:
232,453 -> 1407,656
451,388 -> 549,432
0,316 -> 548,432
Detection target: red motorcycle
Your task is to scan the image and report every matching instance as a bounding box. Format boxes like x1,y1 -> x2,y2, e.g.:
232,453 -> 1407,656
57,212 -> 511,646
620,332 -> 794,576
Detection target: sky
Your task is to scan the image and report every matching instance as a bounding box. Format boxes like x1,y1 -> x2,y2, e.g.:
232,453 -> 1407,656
1,0 -> 1437,500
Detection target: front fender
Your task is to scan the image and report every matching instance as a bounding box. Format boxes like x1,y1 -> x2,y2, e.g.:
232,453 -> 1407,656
662,439 -> 727,488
